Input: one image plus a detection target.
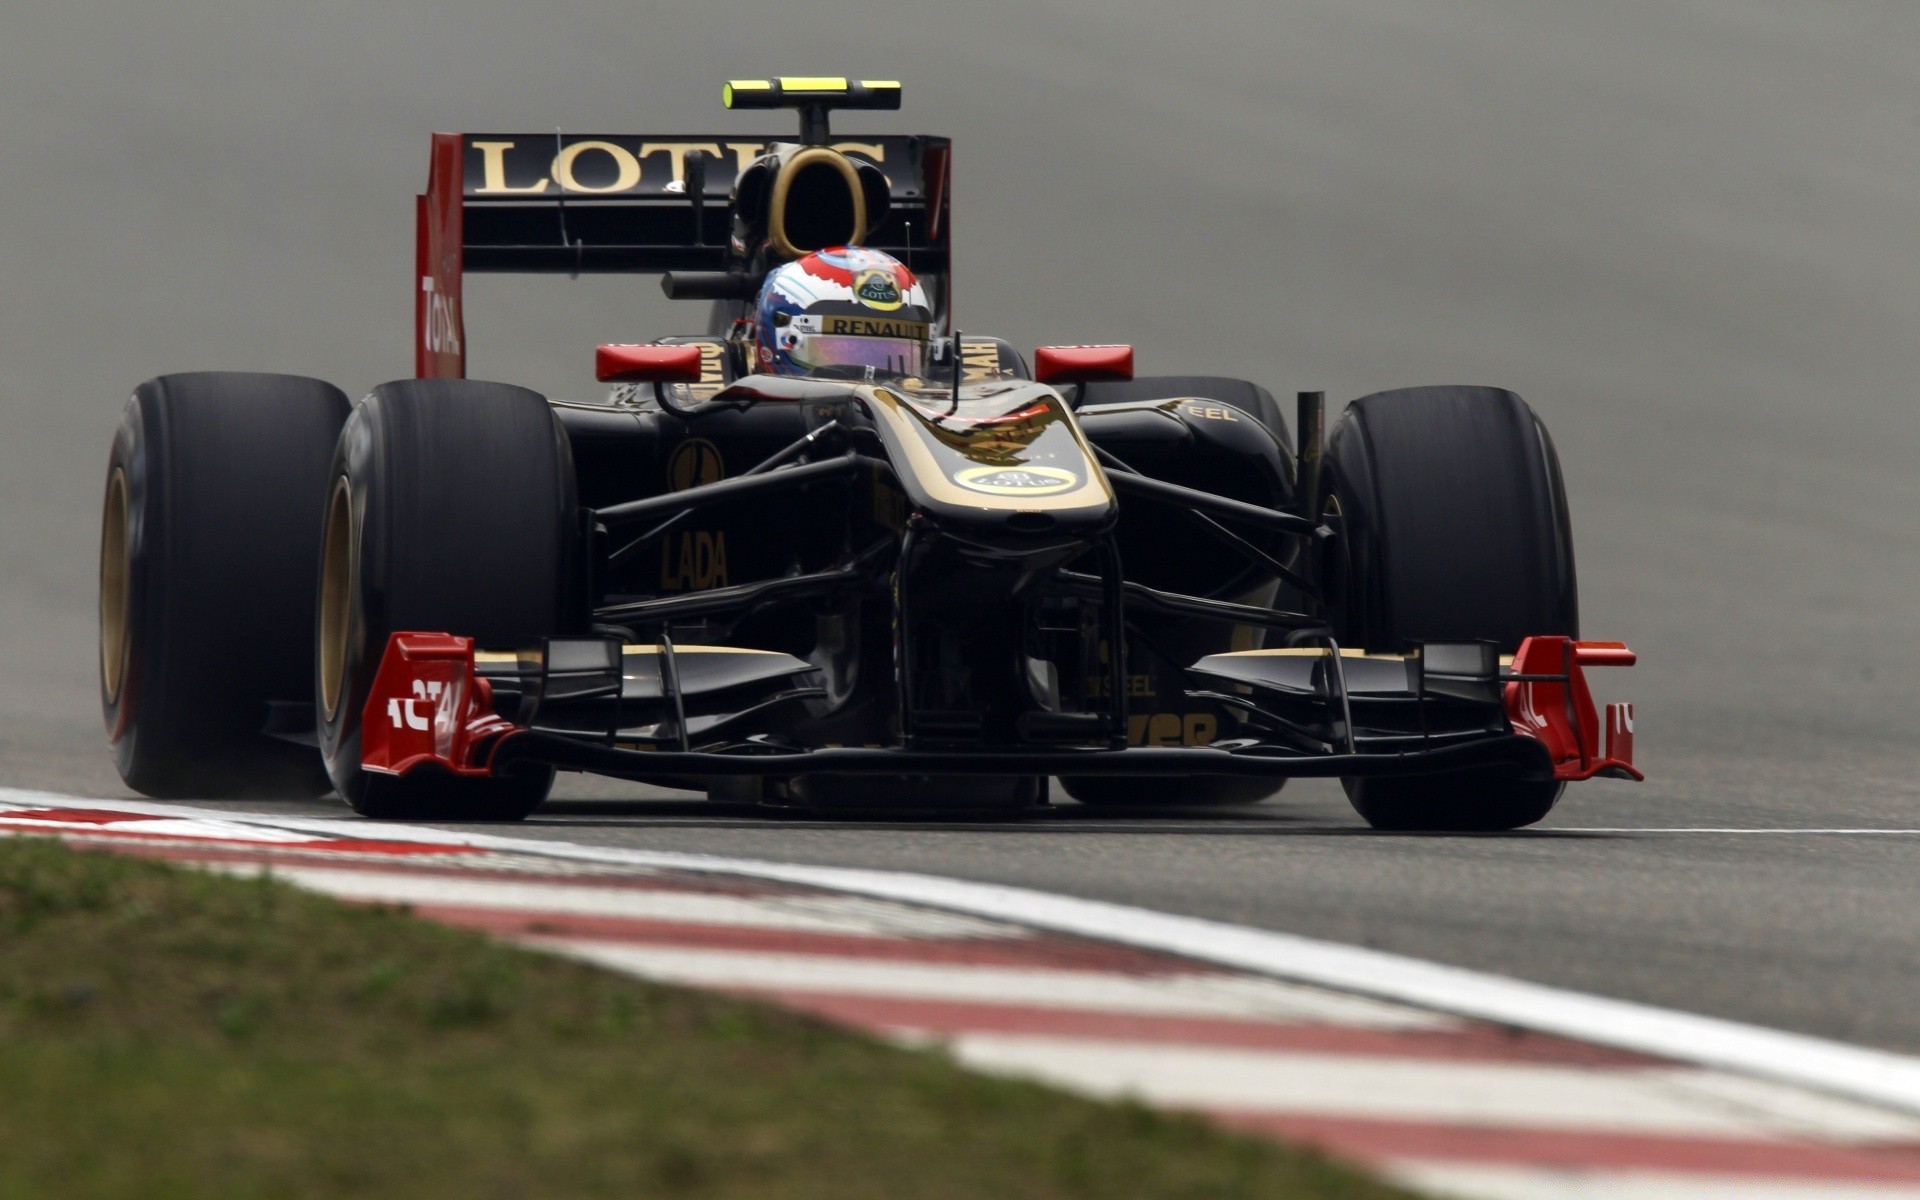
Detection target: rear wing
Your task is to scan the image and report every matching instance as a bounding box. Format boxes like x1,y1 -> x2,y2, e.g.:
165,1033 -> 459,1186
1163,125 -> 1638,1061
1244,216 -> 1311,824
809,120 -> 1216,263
415,130 -> 952,378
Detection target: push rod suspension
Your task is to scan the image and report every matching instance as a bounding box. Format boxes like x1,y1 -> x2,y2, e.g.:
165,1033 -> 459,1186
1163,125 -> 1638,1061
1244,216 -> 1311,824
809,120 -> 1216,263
1106,469 -> 1325,537
595,564 -> 862,625
1091,445 -> 1320,599
608,422 -> 848,565
594,538 -> 893,626
594,452 -> 862,530
1052,570 -> 1327,633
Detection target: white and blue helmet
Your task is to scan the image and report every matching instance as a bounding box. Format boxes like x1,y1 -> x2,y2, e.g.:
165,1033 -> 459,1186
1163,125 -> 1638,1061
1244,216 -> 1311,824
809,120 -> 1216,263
753,246 -> 933,379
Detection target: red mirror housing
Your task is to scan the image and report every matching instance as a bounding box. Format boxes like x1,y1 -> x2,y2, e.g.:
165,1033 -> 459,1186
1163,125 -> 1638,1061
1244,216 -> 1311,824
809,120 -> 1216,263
596,343 -> 704,384
1033,344 -> 1135,385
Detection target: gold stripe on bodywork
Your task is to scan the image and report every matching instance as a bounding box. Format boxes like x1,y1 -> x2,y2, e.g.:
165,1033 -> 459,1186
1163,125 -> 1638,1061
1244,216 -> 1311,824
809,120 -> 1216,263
475,645 -> 785,667
1217,647 -> 1521,667
1215,648 -> 1405,660
621,644 -> 786,656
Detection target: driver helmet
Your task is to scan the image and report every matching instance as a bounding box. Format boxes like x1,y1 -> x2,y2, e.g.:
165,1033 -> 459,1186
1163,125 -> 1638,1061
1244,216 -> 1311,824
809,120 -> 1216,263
753,246 -> 933,379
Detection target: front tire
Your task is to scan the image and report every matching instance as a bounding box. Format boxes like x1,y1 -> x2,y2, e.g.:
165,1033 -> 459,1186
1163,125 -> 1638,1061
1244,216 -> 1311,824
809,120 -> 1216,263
1341,772 -> 1564,832
1327,385 -> 1576,831
102,373 -> 349,797
317,379 -> 581,821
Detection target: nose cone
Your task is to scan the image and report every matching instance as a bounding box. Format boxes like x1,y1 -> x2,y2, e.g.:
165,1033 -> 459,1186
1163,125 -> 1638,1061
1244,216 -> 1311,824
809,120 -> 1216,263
861,382 -> 1116,541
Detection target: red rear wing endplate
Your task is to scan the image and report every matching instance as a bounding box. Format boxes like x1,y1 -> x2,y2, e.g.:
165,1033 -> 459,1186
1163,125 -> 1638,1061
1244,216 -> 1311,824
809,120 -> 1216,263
415,133 -> 466,379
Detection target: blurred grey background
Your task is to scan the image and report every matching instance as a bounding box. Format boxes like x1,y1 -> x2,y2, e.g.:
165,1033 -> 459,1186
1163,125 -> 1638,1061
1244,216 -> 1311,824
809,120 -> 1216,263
3,0 -> 1918,818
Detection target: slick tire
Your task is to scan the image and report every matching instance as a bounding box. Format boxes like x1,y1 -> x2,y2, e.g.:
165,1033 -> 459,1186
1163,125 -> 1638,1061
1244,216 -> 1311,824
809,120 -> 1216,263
317,379 -> 581,821
101,373 -> 349,798
1340,770 -> 1565,834
1059,776 -> 1282,807
1326,385 -> 1577,832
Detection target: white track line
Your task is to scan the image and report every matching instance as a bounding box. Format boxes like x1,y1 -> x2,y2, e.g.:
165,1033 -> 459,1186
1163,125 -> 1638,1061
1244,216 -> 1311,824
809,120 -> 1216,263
218,865 -> 1016,939
1393,1165 -> 1920,1200
1554,828 -> 1920,835
946,1036 -> 1920,1140
11,789 -> 1920,1118
551,941 -> 1452,1027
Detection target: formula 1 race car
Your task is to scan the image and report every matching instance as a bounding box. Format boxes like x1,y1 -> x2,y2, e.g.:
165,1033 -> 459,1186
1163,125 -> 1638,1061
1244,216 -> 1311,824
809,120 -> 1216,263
98,78 -> 1639,830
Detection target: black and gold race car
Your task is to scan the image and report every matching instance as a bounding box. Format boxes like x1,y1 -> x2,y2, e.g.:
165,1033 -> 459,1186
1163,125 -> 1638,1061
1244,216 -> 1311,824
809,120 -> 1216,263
98,79 -> 1637,829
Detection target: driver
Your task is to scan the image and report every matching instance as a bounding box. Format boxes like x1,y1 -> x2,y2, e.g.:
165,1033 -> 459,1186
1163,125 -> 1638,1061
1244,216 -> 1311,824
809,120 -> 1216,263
752,246 -> 934,380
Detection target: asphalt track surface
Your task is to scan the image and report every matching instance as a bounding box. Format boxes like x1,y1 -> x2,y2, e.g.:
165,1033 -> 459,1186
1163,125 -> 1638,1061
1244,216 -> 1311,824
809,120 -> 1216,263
5,1 -> 1920,1056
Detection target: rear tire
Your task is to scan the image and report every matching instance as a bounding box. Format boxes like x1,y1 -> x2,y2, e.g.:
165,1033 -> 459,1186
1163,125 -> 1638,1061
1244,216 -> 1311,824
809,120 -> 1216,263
316,379 -> 581,821
1326,385 -> 1576,831
101,373 -> 349,798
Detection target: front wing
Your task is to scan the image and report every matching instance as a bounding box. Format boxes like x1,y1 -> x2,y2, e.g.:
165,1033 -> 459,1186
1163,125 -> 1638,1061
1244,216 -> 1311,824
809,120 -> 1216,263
359,632 -> 1638,788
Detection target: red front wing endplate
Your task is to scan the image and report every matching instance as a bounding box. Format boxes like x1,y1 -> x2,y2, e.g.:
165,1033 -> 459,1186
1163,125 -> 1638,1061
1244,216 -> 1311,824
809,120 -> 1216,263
358,632 -> 513,778
1504,636 -> 1641,782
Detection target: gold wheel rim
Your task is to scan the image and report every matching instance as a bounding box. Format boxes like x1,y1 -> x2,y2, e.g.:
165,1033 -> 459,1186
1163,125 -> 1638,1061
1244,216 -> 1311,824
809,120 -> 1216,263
99,469 -> 130,704
318,477 -> 353,721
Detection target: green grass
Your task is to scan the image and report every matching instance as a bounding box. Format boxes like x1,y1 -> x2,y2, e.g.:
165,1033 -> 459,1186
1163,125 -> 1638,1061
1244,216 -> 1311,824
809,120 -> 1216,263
0,838 -> 1425,1200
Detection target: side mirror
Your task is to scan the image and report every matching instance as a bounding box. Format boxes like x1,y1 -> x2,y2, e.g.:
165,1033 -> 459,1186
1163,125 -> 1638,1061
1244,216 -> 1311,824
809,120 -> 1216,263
1034,344 -> 1135,385
596,343 -> 705,384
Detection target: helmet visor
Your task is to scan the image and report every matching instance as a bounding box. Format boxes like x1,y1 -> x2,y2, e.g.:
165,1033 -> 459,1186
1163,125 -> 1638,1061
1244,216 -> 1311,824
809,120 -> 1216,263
790,333 -> 927,379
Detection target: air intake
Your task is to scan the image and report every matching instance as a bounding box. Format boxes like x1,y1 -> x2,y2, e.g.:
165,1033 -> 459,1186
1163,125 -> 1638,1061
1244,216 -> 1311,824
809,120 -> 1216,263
769,148 -> 868,258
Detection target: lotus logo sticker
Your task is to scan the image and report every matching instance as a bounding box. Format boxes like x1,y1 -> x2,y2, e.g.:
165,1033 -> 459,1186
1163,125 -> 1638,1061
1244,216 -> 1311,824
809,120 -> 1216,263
954,465 -> 1080,496
667,438 -> 724,491
854,268 -> 904,312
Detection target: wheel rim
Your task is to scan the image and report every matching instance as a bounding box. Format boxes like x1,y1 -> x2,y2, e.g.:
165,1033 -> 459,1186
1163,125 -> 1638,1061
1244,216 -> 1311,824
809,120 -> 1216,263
318,477 -> 354,722
99,469 -> 131,704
